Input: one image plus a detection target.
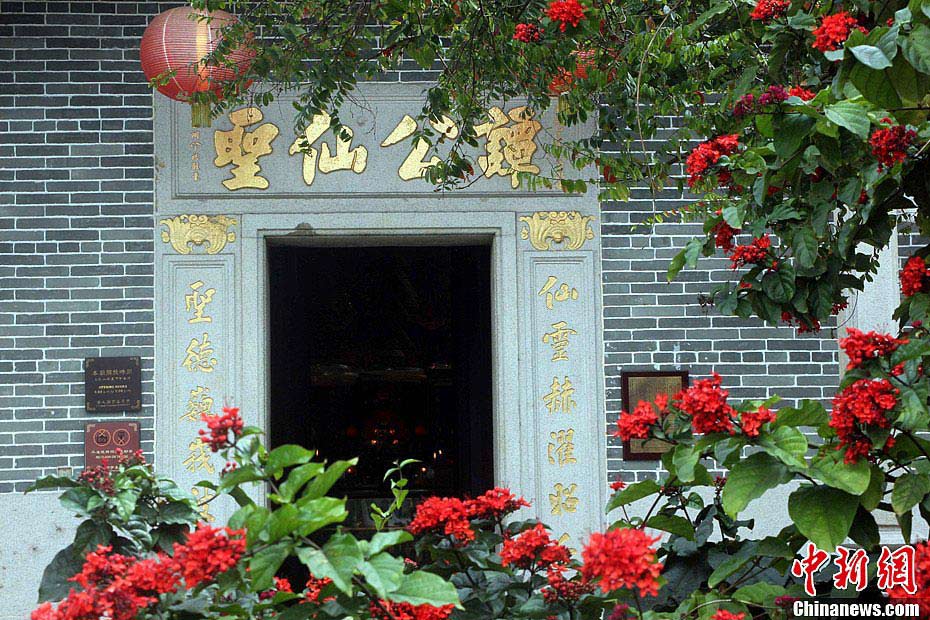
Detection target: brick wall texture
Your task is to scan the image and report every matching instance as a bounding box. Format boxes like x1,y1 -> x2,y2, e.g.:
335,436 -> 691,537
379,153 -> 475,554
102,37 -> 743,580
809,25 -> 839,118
0,1 -> 845,493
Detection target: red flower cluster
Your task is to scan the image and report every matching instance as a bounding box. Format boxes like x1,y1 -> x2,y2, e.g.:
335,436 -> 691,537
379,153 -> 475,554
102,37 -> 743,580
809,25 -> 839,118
739,406 -> 776,437
712,611 -> 746,620
548,49 -> 596,95
77,449 -> 147,496
788,85 -> 816,100
304,575 -> 335,604
542,563 -> 595,603
369,600 -> 455,620
712,220 -> 739,251
199,406 -> 244,452
812,11 -> 864,52
750,0 -> 790,21
615,400 -> 659,441
466,487 -> 531,520
580,528 -> 663,595
545,0 -> 585,31
407,496 -> 475,543
260,576 -> 294,600
901,256 -> 930,297
870,122 -> 917,170
728,235 -> 771,270
674,372 -> 736,435
839,327 -> 908,370
686,134 -> 740,187
501,523 -> 571,569
885,541 -> 930,617
31,525 -> 245,620
831,378 -> 899,463
514,23 -> 542,42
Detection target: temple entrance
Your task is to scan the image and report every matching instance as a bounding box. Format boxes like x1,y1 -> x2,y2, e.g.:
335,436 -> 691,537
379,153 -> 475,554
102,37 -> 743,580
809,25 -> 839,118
268,242 -> 494,531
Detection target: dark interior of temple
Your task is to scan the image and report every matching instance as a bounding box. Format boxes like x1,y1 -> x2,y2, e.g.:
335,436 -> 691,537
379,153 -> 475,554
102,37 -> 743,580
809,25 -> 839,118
268,243 -> 495,532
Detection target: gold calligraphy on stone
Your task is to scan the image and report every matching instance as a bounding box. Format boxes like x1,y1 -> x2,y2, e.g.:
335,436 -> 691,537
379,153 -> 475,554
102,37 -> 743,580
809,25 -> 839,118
185,280 -> 215,324
538,276 -> 579,310
520,211 -> 596,251
160,215 -> 237,255
183,439 -> 215,474
381,114 -> 459,181
214,107 -> 279,190
289,112 -> 368,186
543,376 -> 576,414
180,386 -> 214,422
549,482 -> 579,515
547,429 -> 577,467
191,486 -> 216,523
475,106 -> 541,188
182,333 -> 217,373
542,321 -> 577,362
190,129 -> 201,182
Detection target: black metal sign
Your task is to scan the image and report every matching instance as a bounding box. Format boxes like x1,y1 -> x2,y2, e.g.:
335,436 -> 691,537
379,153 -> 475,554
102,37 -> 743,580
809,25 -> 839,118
84,356 -> 142,412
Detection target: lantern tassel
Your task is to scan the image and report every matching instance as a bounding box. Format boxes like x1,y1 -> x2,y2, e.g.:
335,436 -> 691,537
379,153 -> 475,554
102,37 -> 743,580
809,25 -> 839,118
191,101 -> 212,128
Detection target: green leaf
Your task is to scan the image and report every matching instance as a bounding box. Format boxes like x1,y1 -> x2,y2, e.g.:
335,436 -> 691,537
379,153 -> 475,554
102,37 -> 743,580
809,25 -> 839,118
303,459 -> 357,500
218,464 -> 265,491
26,475 -> 79,493
250,542 -> 290,591
824,101 -> 872,139
903,25 -> 930,73
277,462 -> 325,503
759,426 -> 808,470
37,544 -> 85,602
646,514 -> 695,540
295,496 -> 348,536
722,452 -> 792,517
389,571 -> 461,608
732,582 -> 787,606
298,546 -> 354,595
892,473 -> 930,515
809,450 -> 871,495
708,547 -> 753,588
266,445 -> 315,478
114,489 -> 139,521
792,228 -> 818,269
861,465 -> 886,511
606,479 -> 660,512
302,532 -> 363,594
788,486 -> 858,551
850,45 -> 894,70
368,530 -> 414,557
358,553 -> 406,597
775,400 -> 829,428
672,444 -> 701,483
774,114 -> 815,158
265,504 -> 300,543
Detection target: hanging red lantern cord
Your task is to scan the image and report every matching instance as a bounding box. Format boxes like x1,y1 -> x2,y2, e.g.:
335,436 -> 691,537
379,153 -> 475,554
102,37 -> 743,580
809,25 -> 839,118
140,6 -> 254,127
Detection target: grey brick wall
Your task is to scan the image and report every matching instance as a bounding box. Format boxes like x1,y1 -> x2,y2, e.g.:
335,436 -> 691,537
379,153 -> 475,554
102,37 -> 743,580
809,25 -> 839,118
1,2 -> 845,493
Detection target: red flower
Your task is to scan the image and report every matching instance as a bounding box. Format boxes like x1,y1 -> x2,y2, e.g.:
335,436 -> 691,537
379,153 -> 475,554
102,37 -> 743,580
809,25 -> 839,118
839,327 -> 908,370
199,406 -> 244,452
870,123 -> 917,170
369,600 -> 455,620
788,85 -> 816,100
831,378 -> 899,463
884,541 -> 930,617
751,0 -> 790,21
729,234 -> 771,270
514,23 -> 542,42
712,611 -> 746,620
304,575 -> 335,604
901,256 -> 930,297
812,12 -> 864,52
543,563 -> 596,603
501,523 -> 571,569
712,220 -> 739,251
615,400 -> 659,441
546,0 -> 586,31
580,528 -> 663,595
739,406 -> 776,437
674,373 -> 735,435
407,496 -> 475,543
172,524 -> 246,588
686,134 -> 740,187
466,487 -> 530,520
610,479 -> 626,491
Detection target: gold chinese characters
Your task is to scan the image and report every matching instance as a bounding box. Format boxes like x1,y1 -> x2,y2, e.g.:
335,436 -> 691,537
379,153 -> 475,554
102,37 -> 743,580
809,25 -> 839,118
214,107 -> 278,190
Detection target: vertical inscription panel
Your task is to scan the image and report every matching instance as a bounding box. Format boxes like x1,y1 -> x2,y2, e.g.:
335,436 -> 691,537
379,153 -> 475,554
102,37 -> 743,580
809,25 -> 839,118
156,246 -> 238,524
520,241 -> 606,550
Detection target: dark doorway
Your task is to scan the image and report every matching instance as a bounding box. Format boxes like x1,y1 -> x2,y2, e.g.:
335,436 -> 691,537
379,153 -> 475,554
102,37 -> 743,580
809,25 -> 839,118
268,243 -> 494,531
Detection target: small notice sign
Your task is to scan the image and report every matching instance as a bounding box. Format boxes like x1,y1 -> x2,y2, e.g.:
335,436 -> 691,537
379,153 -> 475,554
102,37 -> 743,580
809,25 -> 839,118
84,421 -> 141,469
84,356 -> 142,412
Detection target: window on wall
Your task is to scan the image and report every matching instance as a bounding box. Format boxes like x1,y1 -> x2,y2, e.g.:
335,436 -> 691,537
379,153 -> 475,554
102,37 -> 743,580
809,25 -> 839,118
267,242 -> 494,533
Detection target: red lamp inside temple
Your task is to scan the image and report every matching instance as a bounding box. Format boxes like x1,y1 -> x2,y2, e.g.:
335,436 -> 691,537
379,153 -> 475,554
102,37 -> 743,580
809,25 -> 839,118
139,6 -> 254,127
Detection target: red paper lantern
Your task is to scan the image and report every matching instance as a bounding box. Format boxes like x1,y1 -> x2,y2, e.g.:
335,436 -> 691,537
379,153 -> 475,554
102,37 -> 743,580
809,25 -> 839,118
140,7 -> 254,127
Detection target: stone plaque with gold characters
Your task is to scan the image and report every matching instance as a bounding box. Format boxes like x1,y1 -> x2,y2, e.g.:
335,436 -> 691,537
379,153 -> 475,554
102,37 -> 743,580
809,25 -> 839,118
157,83 -> 592,201
621,371 -> 688,460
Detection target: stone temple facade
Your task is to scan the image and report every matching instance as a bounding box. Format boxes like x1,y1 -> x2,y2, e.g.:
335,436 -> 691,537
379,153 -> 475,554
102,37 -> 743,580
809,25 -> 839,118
0,2 -> 899,616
